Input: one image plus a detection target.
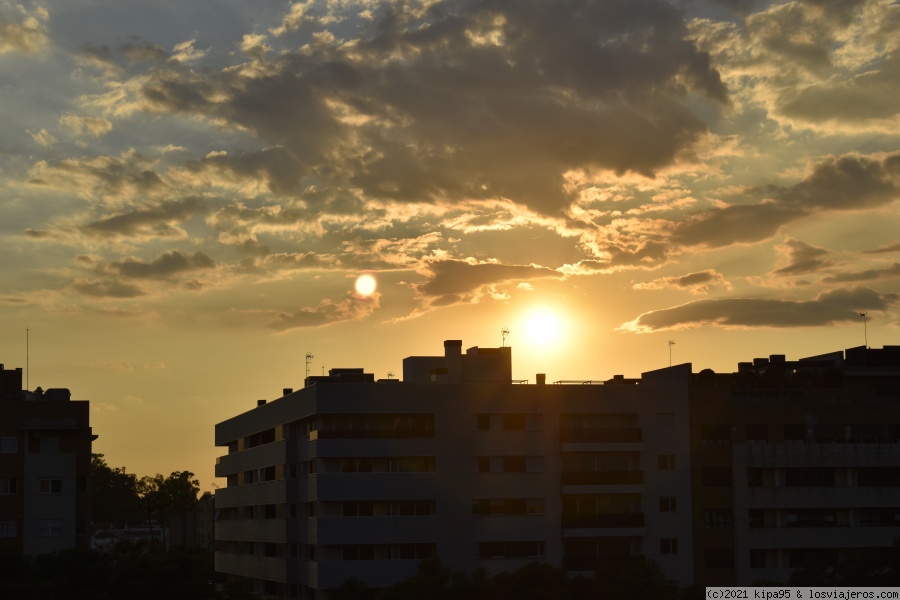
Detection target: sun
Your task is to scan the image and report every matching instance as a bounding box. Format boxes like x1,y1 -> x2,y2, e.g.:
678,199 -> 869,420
523,307 -> 565,346
354,274 -> 377,297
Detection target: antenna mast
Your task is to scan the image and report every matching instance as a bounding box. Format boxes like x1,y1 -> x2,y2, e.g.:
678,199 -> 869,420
305,353 -> 314,385
668,340 -> 675,367
501,327 -> 510,347
26,327 -> 29,390
859,312 -> 868,348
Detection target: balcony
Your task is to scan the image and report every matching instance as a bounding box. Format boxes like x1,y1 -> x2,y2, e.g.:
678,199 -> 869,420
562,513 -> 644,529
561,471 -> 644,485
215,552 -> 286,582
559,428 -> 642,444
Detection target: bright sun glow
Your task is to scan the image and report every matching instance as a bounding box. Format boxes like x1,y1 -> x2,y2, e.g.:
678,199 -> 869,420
354,274 -> 377,296
523,307 -> 565,345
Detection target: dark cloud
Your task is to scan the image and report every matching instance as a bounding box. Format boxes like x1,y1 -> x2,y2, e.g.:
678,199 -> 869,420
778,51 -> 900,123
269,294 -> 380,331
132,0 -> 727,215
633,269 -> 731,293
672,152 -> 900,248
76,43 -> 118,69
621,286 -> 897,331
863,241 -> 900,254
772,239 -> 832,276
83,197 -> 213,238
121,41 -> 169,63
823,263 -> 900,283
110,251 -> 215,279
69,279 -> 146,298
416,259 -> 562,301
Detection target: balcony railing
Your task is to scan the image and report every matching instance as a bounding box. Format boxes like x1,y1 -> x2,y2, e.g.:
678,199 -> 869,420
561,471 -> 644,485
562,512 -> 644,528
559,428 -> 642,443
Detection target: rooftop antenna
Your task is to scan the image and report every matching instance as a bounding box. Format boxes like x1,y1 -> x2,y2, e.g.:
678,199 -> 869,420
501,327 -> 510,347
26,326 -> 29,390
859,312 -> 868,348
387,371 -> 394,379
668,340 -> 675,367
305,353 -> 314,383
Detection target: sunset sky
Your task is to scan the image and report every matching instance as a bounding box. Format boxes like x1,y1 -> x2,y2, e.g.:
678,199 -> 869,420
1,0 -> 898,490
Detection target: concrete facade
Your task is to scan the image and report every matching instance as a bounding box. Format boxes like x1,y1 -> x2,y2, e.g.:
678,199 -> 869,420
0,364 -> 95,554
214,341 -> 693,599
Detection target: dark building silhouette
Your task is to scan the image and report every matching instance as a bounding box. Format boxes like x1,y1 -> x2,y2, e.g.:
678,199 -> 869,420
213,342 -> 900,599
0,364 -> 95,554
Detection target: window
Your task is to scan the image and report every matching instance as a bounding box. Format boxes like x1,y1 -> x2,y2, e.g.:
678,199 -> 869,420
660,538 -> 677,554
750,549 -> 766,569
39,478 -> 62,494
747,468 -> 763,488
38,519 -> 63,536
0,479 -> 17,495
748,509 -> 764,528
702,467 -> 732,487
472,498 -> 545,516
746,424 -> 768,442
701,424 -> 731,443
0,437 -> 17,454
478,541 -> 545,559
659,497 -> 676,512
704,509 -> 733,528
784,424 -> 805,442
0,521 -> 16,537
658,455 -> 675,470
705,549 -> 735,569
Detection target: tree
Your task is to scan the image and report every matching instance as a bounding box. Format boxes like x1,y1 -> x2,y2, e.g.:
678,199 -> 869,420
140,470 -> 200,545
90,454 -> 143,527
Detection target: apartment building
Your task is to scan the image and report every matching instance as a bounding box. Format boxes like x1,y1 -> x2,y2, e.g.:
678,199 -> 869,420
0,363 -> 95,554
690,346 -> 900,585
214,340 -> 693,599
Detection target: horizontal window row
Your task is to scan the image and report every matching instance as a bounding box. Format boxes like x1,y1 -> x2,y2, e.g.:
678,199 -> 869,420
333,456 -> 435,474
476,456 -> 543,473
310,414 -> 435,439
339,500 -> 435,517
702,467 -> 900,488
340,543 -> 436,561
478,540 -> 546,559
701,423 -> 900,443
0,437 -> 17,454
476,414 -> 542,431
702,507 -> 900,529
472,499 -> 545,516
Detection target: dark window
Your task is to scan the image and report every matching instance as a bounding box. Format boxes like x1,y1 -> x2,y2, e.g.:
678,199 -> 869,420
785,468 -> 834,487
704,509 -> 733,529
703,467 -> 732,487
747,468 -> 763,487
658,455 -> 675,470
659,497 -> 676,512
784,424 -> 805,442
746,424 -> 768,442
701,424 -> 731,443
750,549 -> 766,568
705,548 -> 735,569
477,414 -> 490,430
503,456 -> 526,472
660,539 -> 677,554
748,509 -> 764,529
477,457 -> 491,473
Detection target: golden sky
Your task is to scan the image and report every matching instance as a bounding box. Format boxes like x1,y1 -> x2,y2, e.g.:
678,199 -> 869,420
1,0 -> 898,490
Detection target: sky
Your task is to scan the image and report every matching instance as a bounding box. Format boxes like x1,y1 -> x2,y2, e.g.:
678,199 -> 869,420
1,0 -> 898,490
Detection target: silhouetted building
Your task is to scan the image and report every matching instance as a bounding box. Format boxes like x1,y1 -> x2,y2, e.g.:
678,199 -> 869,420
0,364 -> 95,554
689,345 -> 900,584
168,491 -> 215,550
214,342 -> 900,598
214,341 -> 692,599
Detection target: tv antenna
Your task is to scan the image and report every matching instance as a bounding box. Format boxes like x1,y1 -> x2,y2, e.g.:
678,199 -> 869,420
305,353 -> 314,382
859,312 -> 868,348
26,326 -> 30,390
501,327 -> 510,347
387,371 -> 394,379
668,340 -> 675,366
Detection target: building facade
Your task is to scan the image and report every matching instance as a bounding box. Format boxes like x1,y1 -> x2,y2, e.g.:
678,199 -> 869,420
215,341 -> 900,598
0,363 -> 95,554
690,346 -> 900,585
214,341 -> 693,599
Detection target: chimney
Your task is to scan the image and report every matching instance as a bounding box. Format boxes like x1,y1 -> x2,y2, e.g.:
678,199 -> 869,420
257,399 -> 266,407
282,388 -> 293,396
536,373 -> 546,385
